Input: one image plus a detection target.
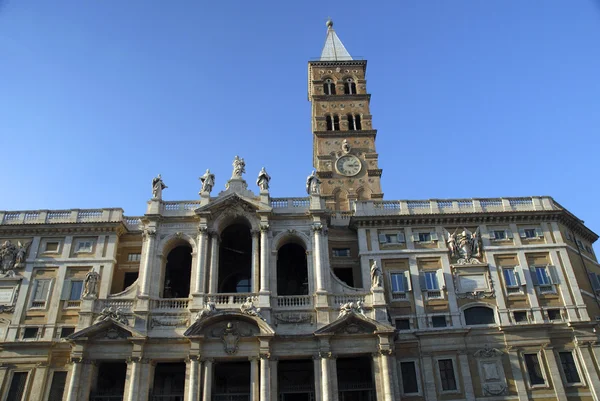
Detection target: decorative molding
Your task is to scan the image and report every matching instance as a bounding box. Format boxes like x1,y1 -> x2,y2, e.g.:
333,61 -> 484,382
474,346 -> 503,358
273,312 -> 313,325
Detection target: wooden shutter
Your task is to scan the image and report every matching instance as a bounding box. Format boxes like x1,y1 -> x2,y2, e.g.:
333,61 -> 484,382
412,233 -> 420,242
488,230 -> 496,240
397,232 -> 406,243
436,269 -> 445,289
506,229 -> 514,239
404,271 -> 412,291
548,265 -> 560,284
529,267 -> 539,286
519,229 -> 527,238
378,234 -> 387,244
514,267 -> 522,286
419,271 -> 427,290
535,228 -> 544,238
430,232 -> 439,241
60,280 -> 71,301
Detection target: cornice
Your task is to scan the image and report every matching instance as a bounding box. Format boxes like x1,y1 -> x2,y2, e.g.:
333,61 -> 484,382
308,60 -> 367,67
314,130 -> 377,138
0,222 -> 125,237
312,94 -> 371,101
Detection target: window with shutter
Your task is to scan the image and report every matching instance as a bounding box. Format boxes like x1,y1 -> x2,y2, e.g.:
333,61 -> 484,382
378,233 -> 387,244
547,265 -> 560,285
397,232 -> 406,243
390,273 -> 405,293
588,273 -> 600,291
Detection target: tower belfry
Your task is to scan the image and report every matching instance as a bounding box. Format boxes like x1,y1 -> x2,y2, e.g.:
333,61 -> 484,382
308,20 -> 383,211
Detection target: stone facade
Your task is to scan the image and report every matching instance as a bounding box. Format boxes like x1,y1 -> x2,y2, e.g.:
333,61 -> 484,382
0,20 -> 599,401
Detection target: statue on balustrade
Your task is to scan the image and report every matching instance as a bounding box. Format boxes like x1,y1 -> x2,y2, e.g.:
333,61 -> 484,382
240,297 -> 265,321
199,169 -> 215,194
195,301 -> 217,321
370,260 -> 383,288
446,227 -> 482,264
14,241 -> 30,269
232,155 -> 246,178
306,170 -> 321,195
83,271 -> 100,298
339,301 -> 365,317
152,174 -> 167,200
256,167 -> 271,191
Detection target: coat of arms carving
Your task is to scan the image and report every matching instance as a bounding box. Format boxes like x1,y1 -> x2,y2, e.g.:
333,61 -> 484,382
221,322 -> 239,355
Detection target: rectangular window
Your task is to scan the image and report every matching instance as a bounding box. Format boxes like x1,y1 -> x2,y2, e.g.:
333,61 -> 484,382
390,273 -> 405,293
69,281 -> 83,300
60,327 -> 75,338
48,371 -> 68,401
332,248 -> 351,257
379,232 -> 405,244
535,267 -> 551,286
395,319 -> 411,331
493,230 -> 506,240
547,309 -> 561,321
418,232 -> 431,242
127,253 -> 141,262
559,352 -> 581,384
524,353 -> 546,386
23,327 -> 38,339
75,240 -> 93,253
45,241 -> 59,253
513,311 -> 528,323
503,268 -> 518,287
524,229 -> 537,238
6,371 -> 28,401
431,316 -> 447,328
438,359 -> 457,391
425,271 -> 439,290
31,279 -> 52,308
400,361 -> 419,394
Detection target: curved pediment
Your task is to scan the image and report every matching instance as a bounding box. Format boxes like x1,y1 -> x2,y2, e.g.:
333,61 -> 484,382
184,311 -> 275,337
314,312 -> 395,336
67,318 -> 145,342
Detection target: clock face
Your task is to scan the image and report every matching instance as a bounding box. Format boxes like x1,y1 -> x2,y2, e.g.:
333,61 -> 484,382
336,155 -> 362,177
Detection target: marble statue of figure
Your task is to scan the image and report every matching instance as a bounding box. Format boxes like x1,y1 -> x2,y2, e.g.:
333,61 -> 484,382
446,227 -> 483,264
232,156 -> 246,178
83,271 -> 100,298
199,169 -> 215,194
370,260 -> 383,288
240,297 -> 264,320
446,230 -> 458,257
342,139 -> 351,153
339,301 -> 365,317
195,301 -> 217,321
94,306 -> 129,325
14,241 -> 29,268
256,167 -> 271,191
306,170 -> 321,195
0,240 -> 17,273
152,174 -> 167,199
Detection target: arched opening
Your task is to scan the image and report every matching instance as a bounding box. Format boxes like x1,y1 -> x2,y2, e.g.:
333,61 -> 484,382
355,114 -> 362,130
464,306 -> 496,325
334,189 -> 349,211
164,245 -> 192,298
277,242 -> 309,295
347,114 -> 355,130
323,78 -> 336,95
344,78 -> 357,94
326,115 -> 333,131
219,224 -> 252,293
333,115 -> 340,131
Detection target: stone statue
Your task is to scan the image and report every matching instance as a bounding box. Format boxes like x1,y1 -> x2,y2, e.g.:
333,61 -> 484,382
0,241 -> 18,273
240,297 -> 265,320
342,139 -> 351,153
232,155 -> 246,178
256,167 -> 271,191
152,174 -> 167,199
94,307 -> 129,325
339,301 -> 365,317
446,227 -> 483,264
370,260 -> 383,288
195,301 -> 217,321
14,241 -> 30,268
83,271 -> 100,298
199,169 -> 215,194
306,170 -> 321,195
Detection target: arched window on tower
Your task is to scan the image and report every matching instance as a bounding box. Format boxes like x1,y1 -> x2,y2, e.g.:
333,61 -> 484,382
323,78 -> 336,95
347,114 -> 362,131
326,115 -> 333,131
344,78 -> 357,94
333,115 -> 340,131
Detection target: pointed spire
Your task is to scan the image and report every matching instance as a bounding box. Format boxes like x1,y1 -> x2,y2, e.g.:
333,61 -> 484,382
320,19 -> 353,61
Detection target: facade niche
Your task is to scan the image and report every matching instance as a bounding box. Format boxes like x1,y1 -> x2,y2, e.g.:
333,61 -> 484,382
219,223 -> 252,293
164,244 -> 192,298
277,242 -> 309,295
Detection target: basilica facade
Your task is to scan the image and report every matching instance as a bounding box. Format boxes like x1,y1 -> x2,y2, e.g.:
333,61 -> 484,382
0,20 -> 600,401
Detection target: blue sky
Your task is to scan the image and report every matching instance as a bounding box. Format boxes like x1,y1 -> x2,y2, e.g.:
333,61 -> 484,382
1,1 -> 599,244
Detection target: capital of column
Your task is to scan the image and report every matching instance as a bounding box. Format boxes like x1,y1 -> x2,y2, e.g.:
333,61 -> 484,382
208,230 -> 219,239
198,226 -> 209,235
70,357 -> 94,365
260,223 -> 270,232
378,348 -> 394,357
259,352 -> 271,360
187,355 -> 200,362
127,356 -> 150,364
311,223 -> 324,233
318,351 -> 334,359
143,228 -> 156,241
201,358 -> 215,363
248,356 -> 259,362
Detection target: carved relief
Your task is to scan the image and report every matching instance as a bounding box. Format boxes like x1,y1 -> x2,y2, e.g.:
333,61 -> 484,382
445,228 -> 483,264
474,346 -> 507,396
151,316 -> 189,328
221,322 -> 239,355
273,312 -> 314,325
94,307 -> 129,325
0,240 -> 30,275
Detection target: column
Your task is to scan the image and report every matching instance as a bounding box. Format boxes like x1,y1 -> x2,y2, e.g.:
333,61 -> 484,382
458,352 -> 475,401
124,357 -> 143,401
576,343 -> 600,401
140,229 -> 156,297
65,358 -> 84,401
208,231 -> 219,293
260,224 -> 270,293
507,348 -> 528,401
313,224 -> 325,292
320,353 -> 332,401
543,346 -> 567,400
421,354 -> 438,401
187,356 -> 201,401
29,363 -> 49,401
251,231 -> 260,293
379,352 -> 394,401
195,227 -> 209,294
270,359 -> 278,401
202,359 -> 213,401
260,354 -> 271,401
250,357 -> 260,401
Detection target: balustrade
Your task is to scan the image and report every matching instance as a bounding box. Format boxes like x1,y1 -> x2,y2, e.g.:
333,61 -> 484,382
152,298 -> 190,310
205,293 -> 257,306
331,293 -> 369,306
96,299 -> 135,312
274,295 -> 312,308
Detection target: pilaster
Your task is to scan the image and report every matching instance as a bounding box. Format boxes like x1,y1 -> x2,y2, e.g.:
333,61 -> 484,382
576,342 -> 600,400
516,251 -> 544,322
507,348 -> 528,401
421,354 -> 438,401
543,346 -> 567,400
28,363 -> 49,401
259,353 -> 271,401
458,352 -> 475,401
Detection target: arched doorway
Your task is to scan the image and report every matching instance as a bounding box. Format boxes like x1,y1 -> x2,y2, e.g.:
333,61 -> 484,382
277,243 -> 309,295
163,245 -> 192,298
219,224 -> 252,293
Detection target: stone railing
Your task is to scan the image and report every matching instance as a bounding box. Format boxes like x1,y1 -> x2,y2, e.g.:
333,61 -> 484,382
151,298 -> 190,310
353,196 -> 559,216
161,201 -> 202,216
95,299 -> 135,312
124,216 -> 143,231
330,293 -> 371,307
274,295 -> 312,309
0,208 -> 124,225
270,197 -> 310,212
205,293 -> 257,307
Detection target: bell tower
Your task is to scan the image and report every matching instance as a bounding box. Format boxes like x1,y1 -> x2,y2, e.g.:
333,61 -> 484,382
308,20 -> 383,211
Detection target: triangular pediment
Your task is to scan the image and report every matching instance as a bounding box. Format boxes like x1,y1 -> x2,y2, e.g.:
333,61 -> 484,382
67,318 -> 144,341
195,193 -> 269,215
314,312 -> 395,336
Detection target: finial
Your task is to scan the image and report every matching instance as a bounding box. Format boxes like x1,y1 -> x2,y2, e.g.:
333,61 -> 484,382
326,18 -> 333,29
